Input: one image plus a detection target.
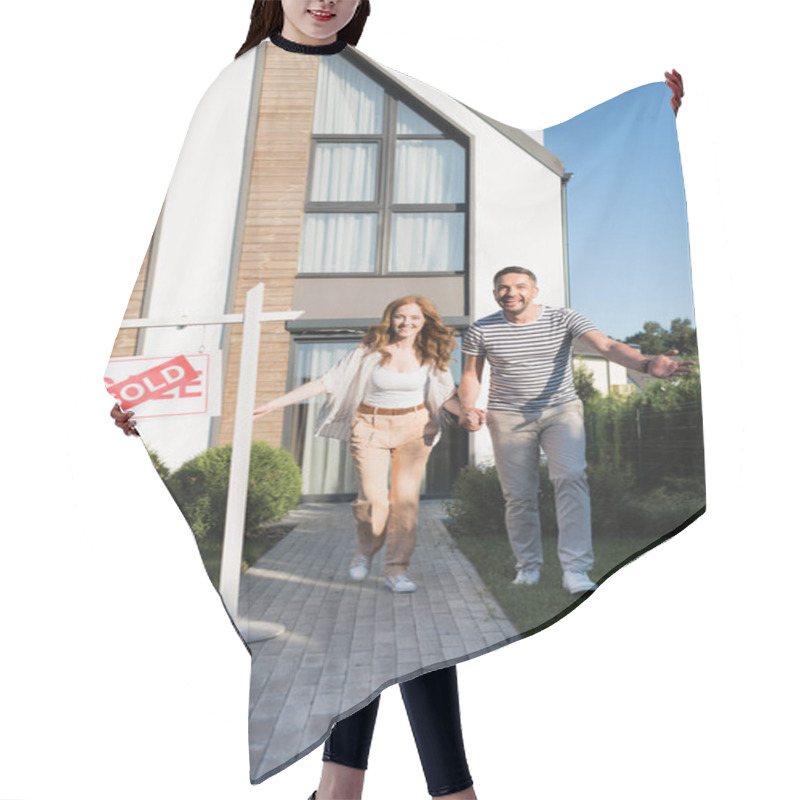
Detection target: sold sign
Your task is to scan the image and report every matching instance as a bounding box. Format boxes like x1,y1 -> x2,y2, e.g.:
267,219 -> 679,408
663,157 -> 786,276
106,352 -> 221,418
107,355 -> 201,410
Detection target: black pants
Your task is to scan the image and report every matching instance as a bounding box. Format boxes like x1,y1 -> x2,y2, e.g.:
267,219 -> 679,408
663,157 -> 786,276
323,666 -> 473,797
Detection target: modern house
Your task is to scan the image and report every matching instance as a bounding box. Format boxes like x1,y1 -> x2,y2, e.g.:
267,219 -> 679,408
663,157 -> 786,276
110,42 -> 572,497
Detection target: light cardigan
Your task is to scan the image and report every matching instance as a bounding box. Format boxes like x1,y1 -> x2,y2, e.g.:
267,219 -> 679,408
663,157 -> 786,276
316,346 -> 456,444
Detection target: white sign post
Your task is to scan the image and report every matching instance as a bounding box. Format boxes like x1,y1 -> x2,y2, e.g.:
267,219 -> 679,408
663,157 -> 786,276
116,284 -> 300,639
218,284 -> 283,639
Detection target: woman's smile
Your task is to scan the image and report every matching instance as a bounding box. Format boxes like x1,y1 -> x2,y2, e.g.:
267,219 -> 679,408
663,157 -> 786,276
308,9 -> 335,22
391,303 -> 424,339
280,0 -> 361,46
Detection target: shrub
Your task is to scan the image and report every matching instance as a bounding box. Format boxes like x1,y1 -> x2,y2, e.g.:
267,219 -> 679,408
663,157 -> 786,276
445,463 -> 558,539
445,455 -> 702,544
165,441 -> 302,543
586,462 -> 636,537
583,374 -> 705,489
574,358 -> 600,403
444,464 -> 506,538
615,478 -> 705,539
147,449 -> 171,480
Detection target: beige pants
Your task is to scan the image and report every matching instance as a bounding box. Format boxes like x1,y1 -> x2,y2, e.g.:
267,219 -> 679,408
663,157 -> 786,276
349,407 -> 433,576
487,399 -> 593,573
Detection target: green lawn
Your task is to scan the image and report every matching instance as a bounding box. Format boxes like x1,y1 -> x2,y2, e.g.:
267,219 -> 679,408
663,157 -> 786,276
449,524 -> 695,635
197,523 -> 296,590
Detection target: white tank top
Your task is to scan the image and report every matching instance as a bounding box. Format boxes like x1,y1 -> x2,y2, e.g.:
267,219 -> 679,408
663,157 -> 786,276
362,364 -> 428,408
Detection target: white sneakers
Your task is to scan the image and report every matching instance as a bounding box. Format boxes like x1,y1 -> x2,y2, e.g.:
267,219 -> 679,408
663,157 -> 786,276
350,555 -> 418,593
349,554 -> 372,581
512,567 -> 597,593
384,574 -> 418,593
512,567 -> 541,586
562,570 -> 597,594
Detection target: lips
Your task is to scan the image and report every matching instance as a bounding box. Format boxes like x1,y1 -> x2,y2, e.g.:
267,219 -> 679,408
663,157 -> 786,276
308,9 -> 335,21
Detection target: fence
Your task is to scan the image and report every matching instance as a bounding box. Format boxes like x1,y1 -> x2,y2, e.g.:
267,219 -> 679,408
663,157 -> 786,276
584,388 -> 704,490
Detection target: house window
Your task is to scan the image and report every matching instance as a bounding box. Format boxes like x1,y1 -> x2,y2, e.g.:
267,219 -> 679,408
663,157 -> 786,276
300,55 -> 468,275
287,340 -> 359,497
285,337 -> 468,498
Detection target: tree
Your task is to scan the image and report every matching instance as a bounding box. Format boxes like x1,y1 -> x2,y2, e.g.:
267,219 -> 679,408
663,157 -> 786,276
666,317 -> 698,355
624,320 -> 668,354
573,358 -> 600,403
624,318 -> 697,357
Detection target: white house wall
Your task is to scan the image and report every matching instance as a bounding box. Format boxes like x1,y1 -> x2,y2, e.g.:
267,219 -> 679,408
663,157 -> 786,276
134,51 -> 256,469
470,131 -> 565,465
578,356 -> 629,395
129,54 -> 567,473
389,71 -> 567,466
384,69 -> 566,311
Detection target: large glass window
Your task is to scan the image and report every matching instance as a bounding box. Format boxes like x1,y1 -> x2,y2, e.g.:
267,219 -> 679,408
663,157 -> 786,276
300,56 -> 468,275
286,339 -> 467,498
287,340 -> 359,497
300,214 -> 378,273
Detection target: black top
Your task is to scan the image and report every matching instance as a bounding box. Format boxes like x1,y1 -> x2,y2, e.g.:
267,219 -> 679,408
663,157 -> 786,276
270,31 -> 348,55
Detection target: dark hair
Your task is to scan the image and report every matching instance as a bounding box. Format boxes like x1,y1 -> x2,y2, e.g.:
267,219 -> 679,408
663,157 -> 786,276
236,0 -> 371,59
493,266 -> 538,286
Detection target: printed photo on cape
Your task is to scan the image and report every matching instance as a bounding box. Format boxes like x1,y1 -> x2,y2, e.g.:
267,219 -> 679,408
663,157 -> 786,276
106,28 -> 701,783
4,2 -> 794,799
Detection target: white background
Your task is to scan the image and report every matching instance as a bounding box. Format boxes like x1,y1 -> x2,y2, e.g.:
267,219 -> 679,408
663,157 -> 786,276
2,2 -> 796,798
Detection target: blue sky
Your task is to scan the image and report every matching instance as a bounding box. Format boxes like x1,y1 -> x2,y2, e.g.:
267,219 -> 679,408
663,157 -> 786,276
544,82 -> 696,340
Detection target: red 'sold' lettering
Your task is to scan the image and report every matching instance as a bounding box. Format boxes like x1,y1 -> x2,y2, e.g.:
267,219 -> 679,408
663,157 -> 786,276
107,356 -> 201,409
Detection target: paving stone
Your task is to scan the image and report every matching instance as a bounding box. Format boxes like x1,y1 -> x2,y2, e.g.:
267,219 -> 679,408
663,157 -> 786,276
244,500 -> 517,781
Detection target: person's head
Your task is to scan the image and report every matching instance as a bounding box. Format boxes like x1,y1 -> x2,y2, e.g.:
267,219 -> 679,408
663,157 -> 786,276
493,266 -> 539,317
363,296 -> 456,371
236,0 -> 371,58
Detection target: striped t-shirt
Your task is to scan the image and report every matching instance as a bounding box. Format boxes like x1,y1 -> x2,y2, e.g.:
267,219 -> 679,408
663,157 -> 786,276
461,307 -> 598,411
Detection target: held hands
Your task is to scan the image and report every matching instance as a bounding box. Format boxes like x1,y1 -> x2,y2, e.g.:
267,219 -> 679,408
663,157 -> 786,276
459,408 -> 486,432
110,403 -> 139,437
647,350 -> 695,380
665,69 -> 684,115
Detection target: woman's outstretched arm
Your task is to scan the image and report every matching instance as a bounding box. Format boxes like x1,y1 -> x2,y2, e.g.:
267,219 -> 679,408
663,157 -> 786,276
253,377 -> 327,419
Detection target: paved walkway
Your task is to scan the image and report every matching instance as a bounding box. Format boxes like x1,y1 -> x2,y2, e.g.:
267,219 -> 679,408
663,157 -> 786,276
240,500 -> 518,783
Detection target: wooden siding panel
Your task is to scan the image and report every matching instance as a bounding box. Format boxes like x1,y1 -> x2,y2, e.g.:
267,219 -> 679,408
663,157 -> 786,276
110,241 -> 152,357
218,47 -> 319,449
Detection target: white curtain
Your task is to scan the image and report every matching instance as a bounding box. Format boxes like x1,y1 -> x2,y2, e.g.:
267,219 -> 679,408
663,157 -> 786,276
393,140 -> 465,204
313,57 -> 383,135
390,212 -> 465,272
396,102 -> 441,135
310,143 -> 378,202
300,213 -> 377,273
292,342 -> 360,495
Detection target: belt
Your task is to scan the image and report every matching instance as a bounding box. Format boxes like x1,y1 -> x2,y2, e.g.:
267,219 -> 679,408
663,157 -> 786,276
357,402 -> 426,416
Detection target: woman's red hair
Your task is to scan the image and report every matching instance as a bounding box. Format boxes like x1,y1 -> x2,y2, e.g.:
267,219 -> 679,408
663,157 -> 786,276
362,297 -> 456,372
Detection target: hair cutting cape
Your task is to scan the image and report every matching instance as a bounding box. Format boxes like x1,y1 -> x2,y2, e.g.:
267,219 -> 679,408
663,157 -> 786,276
106,39 -> 704,783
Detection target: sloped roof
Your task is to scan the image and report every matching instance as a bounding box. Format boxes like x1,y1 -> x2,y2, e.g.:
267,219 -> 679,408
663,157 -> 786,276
460,105 -> 565,177
349,48 -> 565,177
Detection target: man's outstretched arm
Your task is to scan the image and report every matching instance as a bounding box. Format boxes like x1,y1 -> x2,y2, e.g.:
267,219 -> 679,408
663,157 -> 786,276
580,330 -> 695,380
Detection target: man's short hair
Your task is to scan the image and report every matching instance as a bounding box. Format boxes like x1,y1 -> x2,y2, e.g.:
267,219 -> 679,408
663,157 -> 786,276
493,266 -> 538,286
